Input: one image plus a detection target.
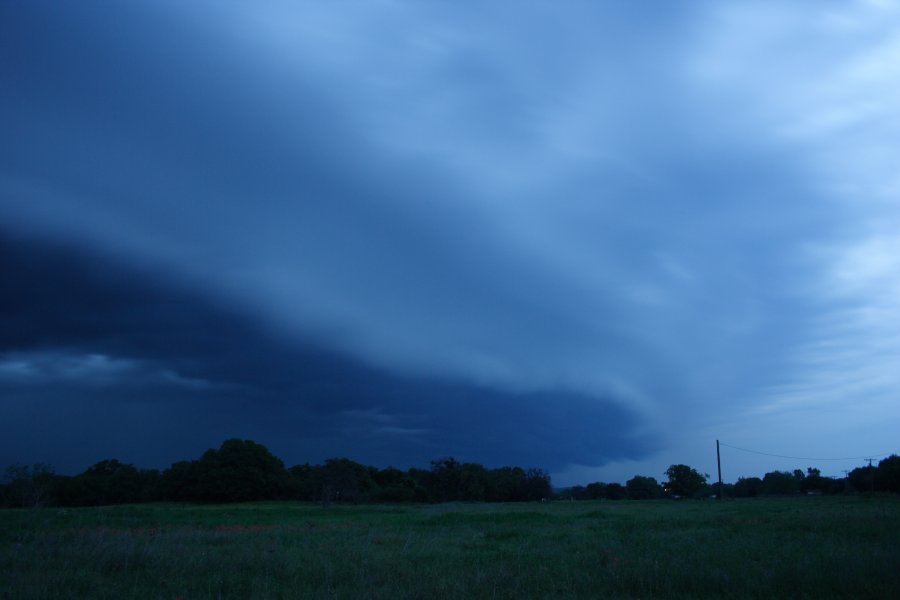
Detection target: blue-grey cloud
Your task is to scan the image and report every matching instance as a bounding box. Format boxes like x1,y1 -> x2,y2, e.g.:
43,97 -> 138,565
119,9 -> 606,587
2,1 -> 898,482
0,233 -> 651,473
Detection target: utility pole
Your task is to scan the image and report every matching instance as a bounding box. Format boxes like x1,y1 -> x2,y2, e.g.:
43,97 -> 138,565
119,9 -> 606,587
716,439 -> 723,500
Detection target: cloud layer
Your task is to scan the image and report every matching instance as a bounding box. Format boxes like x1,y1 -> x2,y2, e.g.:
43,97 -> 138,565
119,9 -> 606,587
1,1 -> 898,482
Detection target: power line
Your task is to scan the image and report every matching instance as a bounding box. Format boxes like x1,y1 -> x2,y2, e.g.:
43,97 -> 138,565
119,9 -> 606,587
718,442 -> 895,462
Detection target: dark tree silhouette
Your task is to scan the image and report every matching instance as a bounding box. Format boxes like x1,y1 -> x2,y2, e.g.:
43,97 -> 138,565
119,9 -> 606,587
800,467 -> 827,494
194,439 -> 290,502
876,455 -> 900,493
161,460 -> 202,501
486,467 -> 528,502
585,482 -> 607,500
626,475 -> 662,500
664,464 -> 708,497
523,468 -> 552,501
312,458 -> 374,505
3,463 -> 56,507
761,471 -> 800,495
732,476 -> 763,497
847,465 -> 876,493
605,482 -> 627,500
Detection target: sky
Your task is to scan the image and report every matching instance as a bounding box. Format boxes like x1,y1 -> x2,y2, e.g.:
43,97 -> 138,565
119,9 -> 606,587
1,1 -> 899,486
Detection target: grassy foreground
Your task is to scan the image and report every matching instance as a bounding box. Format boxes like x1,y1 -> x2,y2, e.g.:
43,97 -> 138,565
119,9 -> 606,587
2,496 -> 899,599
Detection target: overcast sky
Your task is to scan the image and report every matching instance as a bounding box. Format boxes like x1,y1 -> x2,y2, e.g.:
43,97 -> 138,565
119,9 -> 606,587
2,1 -> 898,485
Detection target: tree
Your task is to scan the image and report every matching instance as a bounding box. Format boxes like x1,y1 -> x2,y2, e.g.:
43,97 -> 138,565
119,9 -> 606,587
406,467 -> 433,502
626,475 -> 662,500
876,455 -> 900,493
761,471 -> 800,495
73,459 -> 144,505
523,468 -> 552,501
4,463 -> 56,507
732,477 -> 763,498
585,482 -> 607,500
564,485 -> 587,501
486,467 -> 528,502
161,460 -> 201,501
370,467 -> 421,503
428,457 -> 461,502
194,439 -> 290,502
800,467 -> 827,494
287,463 -> 315,500
605,482 -> 627,500
664,464 -> 708,497
457,462 -> 489,501
848,465 -> 876,493
312,458 -> 374,504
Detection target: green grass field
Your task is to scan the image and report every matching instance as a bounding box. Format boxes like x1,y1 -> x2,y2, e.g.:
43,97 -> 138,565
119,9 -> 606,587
2,496 -> 899,599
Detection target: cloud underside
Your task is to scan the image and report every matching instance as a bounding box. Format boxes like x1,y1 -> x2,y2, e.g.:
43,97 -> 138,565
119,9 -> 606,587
0,234 -> 653,472
1,1 -> 899,477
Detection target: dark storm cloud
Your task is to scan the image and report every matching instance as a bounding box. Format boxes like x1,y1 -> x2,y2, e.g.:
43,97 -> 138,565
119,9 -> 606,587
3,1 -> 898,484
0,1 -> 678,415
0,233 -> 651,473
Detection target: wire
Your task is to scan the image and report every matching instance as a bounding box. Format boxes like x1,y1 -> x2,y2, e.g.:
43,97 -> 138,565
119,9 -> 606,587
718,442 -> 896,462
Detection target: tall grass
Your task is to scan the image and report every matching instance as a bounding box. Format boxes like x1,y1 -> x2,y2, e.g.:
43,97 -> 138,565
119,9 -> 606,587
2,496 -> 898,598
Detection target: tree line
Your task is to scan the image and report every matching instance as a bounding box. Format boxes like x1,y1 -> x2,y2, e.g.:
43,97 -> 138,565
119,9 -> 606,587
1,439 -> 552,508
3,439 -> 899,508
563,460 -> 900,501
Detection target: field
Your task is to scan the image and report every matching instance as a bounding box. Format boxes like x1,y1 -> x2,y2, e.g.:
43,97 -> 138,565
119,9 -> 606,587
2,496 -> 899,599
